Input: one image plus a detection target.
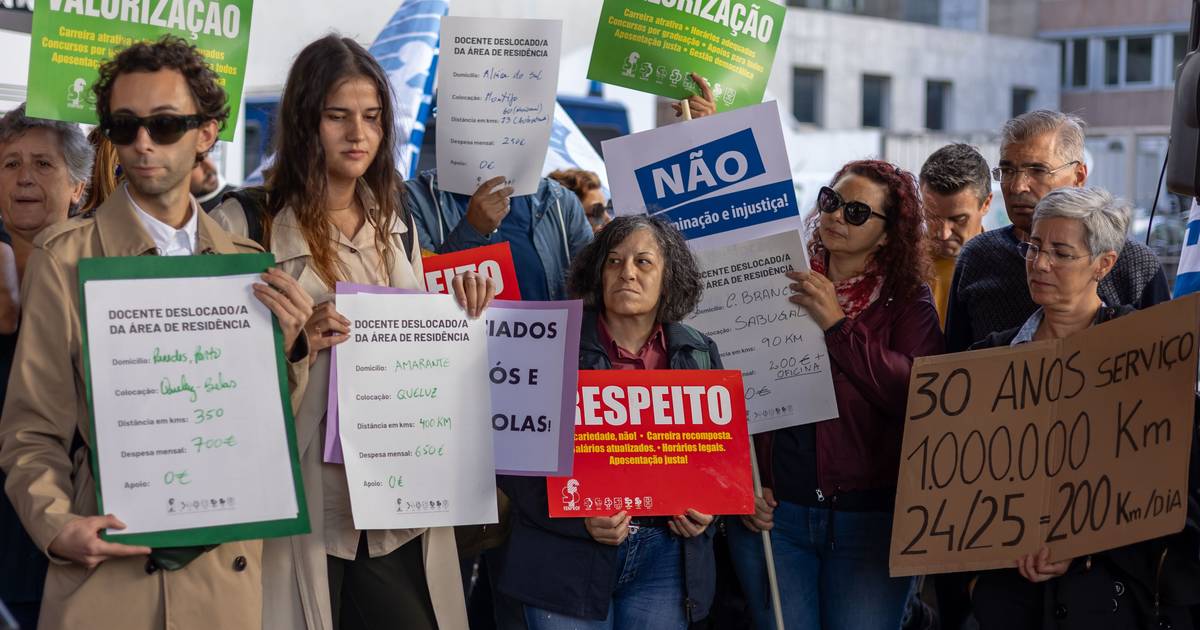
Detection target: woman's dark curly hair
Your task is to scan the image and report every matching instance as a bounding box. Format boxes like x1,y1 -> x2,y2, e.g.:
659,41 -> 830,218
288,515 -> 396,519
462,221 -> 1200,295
93,36 -> 229,164
567,215 -> 703,323
806,159 -> 932,300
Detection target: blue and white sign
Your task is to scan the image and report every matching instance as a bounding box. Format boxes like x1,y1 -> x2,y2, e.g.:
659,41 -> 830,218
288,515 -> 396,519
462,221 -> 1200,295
603,101 -> 800,247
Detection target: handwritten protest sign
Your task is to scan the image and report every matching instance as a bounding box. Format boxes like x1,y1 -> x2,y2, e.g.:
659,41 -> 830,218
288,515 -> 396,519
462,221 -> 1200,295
323,285 -> 580,477
26,0 -> 253,141
547,370 -> 754,518
587,0 -> 784,112
422,243 -> 522,301
602,100 -> 801,248
79,254 -> 307,547
436,16 -> 562,195
335,290 -> 496,529
687,230 -> 837,432
486,300 -> 583,476
890,295 -> 1200,577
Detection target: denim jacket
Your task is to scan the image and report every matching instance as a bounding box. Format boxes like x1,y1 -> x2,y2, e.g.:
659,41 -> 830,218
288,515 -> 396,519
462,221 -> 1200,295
403,170 -> 593,300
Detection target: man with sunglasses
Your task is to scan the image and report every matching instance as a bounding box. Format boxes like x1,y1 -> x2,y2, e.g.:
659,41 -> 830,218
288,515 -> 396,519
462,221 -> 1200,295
0,37 -> 314,630
943,110 -> 1169,353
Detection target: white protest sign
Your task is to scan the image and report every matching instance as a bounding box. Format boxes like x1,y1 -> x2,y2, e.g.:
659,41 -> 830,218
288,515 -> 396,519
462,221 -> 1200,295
436,16 -> 562,196
335,292 -> 497,529
686,230 -> 837,432
485,300 -> 582,476
83,269 -> 303,542
602,100 -> 803,249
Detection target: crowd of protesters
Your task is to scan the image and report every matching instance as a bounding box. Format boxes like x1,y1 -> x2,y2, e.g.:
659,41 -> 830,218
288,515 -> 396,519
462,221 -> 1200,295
0,34 -> 1197,630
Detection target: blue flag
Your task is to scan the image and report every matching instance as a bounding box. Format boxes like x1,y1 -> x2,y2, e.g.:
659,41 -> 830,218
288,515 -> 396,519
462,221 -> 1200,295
369,0 -> 447,179
1175,198 -> 1200,298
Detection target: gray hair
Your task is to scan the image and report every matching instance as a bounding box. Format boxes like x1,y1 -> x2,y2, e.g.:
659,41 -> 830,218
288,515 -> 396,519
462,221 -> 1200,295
1032,187 -> 1130,257
0,103 -> 94,189
1000,109 -> 1086,165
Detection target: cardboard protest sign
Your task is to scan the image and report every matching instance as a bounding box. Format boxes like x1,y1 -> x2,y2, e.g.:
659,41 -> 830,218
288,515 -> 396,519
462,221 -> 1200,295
421,243 -> 522,301
547,370 -> 755,518
436,16 -> 562,195
890,295 -> 1200,577
602,100 -> 802,248
587,0 -> 784,112
26,0 -> 254,141
686,230 -> 837,432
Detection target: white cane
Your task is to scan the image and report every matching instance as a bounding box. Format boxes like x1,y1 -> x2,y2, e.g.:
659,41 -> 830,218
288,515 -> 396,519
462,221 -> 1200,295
749,440 -> 786,629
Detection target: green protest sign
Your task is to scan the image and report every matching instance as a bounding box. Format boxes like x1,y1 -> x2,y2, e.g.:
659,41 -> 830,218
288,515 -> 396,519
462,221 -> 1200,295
25,0 -> 253,141
586,0 -> 785,112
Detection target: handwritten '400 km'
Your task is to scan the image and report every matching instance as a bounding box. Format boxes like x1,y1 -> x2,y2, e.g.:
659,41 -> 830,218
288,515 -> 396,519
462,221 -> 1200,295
897,327 -> 1194,564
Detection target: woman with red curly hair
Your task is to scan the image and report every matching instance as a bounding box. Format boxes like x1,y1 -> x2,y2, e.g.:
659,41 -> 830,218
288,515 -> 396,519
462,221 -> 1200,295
727,160 -> 945,630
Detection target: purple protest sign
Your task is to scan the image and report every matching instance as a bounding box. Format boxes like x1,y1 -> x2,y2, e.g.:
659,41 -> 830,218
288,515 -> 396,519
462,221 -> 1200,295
326,282 -> 582,476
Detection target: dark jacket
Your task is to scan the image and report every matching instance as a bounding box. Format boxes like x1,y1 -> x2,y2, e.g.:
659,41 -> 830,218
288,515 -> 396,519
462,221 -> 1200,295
970,305 -> 1200,630
496,311 -> 723,622
756,285 -> 945,496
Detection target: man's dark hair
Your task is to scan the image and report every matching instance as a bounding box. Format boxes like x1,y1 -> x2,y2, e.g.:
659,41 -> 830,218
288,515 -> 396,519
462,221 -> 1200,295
919,143 -> 991,204
566,215 -> 703,323
93,35 -> 229,161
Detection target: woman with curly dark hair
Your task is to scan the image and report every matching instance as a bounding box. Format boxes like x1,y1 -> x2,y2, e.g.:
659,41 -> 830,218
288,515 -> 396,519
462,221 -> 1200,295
497,215 -> 724,629
728,160 -> 945,630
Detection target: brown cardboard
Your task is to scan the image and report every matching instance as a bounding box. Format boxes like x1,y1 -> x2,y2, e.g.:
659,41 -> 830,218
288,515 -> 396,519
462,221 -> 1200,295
889,295 -> 1199,577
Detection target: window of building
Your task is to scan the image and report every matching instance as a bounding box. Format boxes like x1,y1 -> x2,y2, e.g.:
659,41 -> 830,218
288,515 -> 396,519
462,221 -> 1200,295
925,80 -> 952,131
1059,38 -> 1088,88
861,75 -> 890,128
792,67 -> 823,125
1126,36 -> 1153,83
1174,32 -> 1189,72
1104,38 -> 1120,86
1011,87 -> 1035,118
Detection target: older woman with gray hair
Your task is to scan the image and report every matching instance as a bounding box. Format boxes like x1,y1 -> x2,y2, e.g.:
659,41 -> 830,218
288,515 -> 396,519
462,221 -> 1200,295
0,102 -> 92,629
498,215 -> 723,630
967,187 -> 1200,629
0,103 -> 94,276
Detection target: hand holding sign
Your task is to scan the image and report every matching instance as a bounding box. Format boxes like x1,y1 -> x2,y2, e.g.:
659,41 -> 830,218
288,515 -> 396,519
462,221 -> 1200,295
671,73 -> 717,120
466,176 -> 515,236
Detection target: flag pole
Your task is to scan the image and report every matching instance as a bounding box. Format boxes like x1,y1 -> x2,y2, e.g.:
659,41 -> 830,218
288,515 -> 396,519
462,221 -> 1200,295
749,440 -> 786,629
680,99 -> 692,121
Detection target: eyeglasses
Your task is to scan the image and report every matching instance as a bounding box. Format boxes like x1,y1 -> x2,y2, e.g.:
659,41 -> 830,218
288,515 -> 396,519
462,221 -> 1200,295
817,186 -> 888,226
587,200 -> 612,227
1017,241 -> 1088,266
992,161 -> 1079,183
101,114 -> 206,146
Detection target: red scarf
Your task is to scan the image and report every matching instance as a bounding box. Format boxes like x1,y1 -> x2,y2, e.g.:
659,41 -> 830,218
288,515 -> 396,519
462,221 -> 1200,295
810,253 -> 884,320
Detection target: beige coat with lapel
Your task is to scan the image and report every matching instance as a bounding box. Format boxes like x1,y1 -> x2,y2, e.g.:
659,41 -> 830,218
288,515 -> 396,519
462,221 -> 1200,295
0,191 -> 309,630
212,199 -> 468,630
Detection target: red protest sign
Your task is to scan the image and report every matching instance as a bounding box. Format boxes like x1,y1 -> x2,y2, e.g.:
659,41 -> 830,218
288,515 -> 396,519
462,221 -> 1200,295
547,370 -> 755,518
422,243 -> 521,300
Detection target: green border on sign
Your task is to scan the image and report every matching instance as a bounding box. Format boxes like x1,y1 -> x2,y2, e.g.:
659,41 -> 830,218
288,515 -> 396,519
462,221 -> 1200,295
78,253 -> 309,547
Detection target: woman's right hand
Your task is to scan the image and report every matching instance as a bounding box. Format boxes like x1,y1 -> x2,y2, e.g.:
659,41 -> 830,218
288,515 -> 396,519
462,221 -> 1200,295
305,301 -> 351,360
585,510 -> 631,546
740,487 -> 777,533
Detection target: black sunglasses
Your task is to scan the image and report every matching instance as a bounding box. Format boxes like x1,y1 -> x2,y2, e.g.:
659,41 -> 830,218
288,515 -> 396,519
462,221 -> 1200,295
816,186 -> 889,226
101,114 -> 206,146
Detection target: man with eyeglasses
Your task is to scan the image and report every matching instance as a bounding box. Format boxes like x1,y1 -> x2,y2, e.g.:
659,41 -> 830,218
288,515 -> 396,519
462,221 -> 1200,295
0,37 -> 313,630
919,143 -> 993,327
943,110 -> 1169,353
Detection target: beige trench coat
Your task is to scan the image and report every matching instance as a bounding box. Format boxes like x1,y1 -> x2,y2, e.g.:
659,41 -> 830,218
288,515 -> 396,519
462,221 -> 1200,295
0,191 -> 309,630
212,197 -> 468,630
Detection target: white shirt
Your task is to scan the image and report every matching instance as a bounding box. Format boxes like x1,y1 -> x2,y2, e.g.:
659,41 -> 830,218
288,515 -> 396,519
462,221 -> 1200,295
126,184 -> 199,256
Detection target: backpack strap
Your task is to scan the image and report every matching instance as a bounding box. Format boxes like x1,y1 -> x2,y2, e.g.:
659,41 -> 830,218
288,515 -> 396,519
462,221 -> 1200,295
397,189 -> 416,259
221,186 -> 269,246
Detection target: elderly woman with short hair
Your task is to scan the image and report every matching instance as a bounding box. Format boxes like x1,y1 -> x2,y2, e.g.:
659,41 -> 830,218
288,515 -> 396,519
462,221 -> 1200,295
0,103 -> 93,629
497,215 -> 723,630
968,186 -> 1200,629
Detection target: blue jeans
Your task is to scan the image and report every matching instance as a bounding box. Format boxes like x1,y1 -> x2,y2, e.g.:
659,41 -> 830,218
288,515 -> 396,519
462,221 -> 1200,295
727,501 -> 912,630
524,526 -> 687,630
